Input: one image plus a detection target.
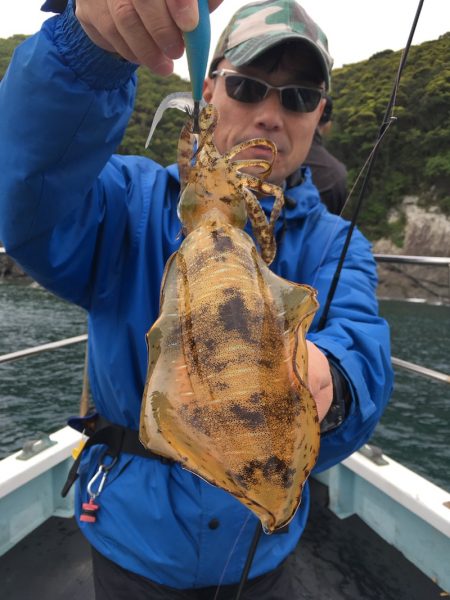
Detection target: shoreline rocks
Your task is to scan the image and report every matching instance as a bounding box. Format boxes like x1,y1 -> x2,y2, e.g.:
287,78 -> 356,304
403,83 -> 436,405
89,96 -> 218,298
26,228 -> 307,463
373,198 -> 450,305
0,251 -> 29,279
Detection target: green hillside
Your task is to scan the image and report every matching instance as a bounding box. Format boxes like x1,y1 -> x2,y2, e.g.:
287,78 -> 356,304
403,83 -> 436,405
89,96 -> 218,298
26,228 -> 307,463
1,31 -> 449,241
327,32 -> 450,239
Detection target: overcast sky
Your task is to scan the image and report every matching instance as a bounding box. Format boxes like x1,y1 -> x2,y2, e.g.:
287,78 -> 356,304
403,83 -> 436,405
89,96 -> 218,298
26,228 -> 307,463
0,0 -> 448,79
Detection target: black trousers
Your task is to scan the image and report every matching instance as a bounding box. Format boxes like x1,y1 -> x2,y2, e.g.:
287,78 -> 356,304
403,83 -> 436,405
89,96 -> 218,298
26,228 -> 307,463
91,547 -> 302,600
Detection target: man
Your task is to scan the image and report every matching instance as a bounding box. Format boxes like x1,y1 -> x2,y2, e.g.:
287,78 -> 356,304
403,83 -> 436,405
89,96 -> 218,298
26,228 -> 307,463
304,96 -> 348,214
0,1 -> 392,598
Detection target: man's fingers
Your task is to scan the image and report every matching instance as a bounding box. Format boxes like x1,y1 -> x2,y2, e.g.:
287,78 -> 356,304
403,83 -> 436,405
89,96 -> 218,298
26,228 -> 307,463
133,0 -> 185,60
166,0 -> 225,32
76,4 -> 140,63
166,0 -> 199,32
313,381 -> 333,422
76,0 -> 225,75
305,340 -> 333,422
105,0 -> 173,74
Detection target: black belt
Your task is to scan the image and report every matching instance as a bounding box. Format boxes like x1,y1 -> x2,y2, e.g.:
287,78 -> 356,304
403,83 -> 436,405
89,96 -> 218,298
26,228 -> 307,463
61,414 -> 171,497
61,413 -> 289,534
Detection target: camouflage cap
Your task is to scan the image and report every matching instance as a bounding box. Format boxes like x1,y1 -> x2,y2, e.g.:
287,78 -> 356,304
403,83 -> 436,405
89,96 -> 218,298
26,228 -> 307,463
209,0 -> 333,88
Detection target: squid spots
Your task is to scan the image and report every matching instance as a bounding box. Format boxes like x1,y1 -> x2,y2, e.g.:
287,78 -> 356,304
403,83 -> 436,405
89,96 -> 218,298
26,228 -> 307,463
211,229 -> 234,252
234,456 -> 296,490
179,405 -> 213,436
218,292 -> 256,343
229,403 -> 265,429
218,293 -> 246,326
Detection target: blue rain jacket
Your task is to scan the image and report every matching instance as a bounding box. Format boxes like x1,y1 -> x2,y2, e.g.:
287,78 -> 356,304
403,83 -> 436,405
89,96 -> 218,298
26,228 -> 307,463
0,2 -> 393,589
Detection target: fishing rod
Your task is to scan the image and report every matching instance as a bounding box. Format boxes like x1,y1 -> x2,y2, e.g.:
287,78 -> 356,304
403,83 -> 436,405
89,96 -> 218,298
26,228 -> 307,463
317,0 -> 426,330
183,1 -> 426,597
227,2 -> 427,597
234,523 -> 263,599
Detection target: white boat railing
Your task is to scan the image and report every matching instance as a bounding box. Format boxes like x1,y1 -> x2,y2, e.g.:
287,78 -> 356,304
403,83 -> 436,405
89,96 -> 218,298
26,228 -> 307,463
391,356 -> 450,384
3,245 -> 450,297
0,335 -> 88,364
1,334 -> 449,383
374,254 -> 450,266
1,250 -> 449,397
374,253 -> 450,299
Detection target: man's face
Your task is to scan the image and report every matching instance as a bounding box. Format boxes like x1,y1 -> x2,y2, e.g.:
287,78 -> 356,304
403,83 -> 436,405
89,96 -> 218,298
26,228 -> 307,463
203,55 -> 326,186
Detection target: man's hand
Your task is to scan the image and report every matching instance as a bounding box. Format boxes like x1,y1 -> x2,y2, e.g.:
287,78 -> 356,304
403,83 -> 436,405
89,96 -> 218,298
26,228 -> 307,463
75,0 -> 223,75
306,340 -> 333,422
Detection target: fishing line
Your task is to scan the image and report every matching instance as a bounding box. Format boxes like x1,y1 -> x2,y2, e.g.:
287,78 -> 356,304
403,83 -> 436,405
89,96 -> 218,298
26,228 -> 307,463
316,0 -> 426,330
311,121 -> 395,291
227,1 -> 427,594
233,522 -> 263,600
213,512 -> 252,600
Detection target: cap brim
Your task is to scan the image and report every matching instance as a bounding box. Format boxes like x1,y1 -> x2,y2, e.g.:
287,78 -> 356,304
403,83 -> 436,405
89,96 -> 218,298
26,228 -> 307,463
225,33 -> 330,89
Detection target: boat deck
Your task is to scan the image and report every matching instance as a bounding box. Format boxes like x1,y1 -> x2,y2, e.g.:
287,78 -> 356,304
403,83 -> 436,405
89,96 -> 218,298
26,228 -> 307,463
1,479 -> 445,599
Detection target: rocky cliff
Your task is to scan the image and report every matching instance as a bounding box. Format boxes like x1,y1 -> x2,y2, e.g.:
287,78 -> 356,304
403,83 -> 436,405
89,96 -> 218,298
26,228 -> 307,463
0,251 -> 27,279
373,198 -> 450,304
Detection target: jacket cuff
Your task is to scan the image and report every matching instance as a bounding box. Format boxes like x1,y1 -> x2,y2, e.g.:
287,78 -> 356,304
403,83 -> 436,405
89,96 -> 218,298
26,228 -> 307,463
53,0 -> 138,90
320,361 -> 352,433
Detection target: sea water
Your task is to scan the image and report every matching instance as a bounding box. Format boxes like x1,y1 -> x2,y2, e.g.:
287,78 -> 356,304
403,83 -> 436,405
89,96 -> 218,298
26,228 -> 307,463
0,279 -> 449,492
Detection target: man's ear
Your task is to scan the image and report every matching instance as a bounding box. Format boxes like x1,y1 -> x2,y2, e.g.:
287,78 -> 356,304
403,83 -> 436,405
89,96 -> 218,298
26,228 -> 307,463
203,77 -> 214,102
316,97 -> 327,123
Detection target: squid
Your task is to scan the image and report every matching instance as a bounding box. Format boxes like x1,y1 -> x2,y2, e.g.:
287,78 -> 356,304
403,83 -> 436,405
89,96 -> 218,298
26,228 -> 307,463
139,104 -> 320,533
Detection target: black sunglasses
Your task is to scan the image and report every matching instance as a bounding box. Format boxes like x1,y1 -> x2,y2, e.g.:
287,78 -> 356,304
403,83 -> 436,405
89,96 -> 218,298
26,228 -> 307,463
211,69 -> 324,113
